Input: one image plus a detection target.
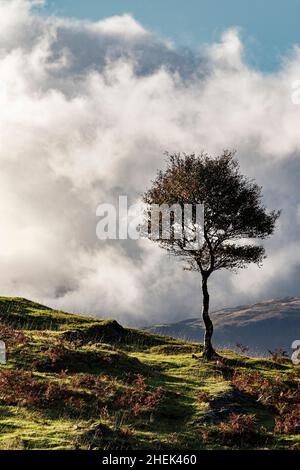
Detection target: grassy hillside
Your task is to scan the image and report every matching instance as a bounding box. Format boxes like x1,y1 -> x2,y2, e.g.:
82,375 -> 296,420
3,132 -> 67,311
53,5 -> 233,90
0,297 -> 299,450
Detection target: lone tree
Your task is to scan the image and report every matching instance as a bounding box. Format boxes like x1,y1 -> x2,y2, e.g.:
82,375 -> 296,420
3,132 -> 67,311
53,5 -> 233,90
143,151 -> 280,359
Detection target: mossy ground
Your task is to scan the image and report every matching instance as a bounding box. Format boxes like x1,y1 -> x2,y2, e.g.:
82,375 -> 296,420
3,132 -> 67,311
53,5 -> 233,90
0,297 -> 299,450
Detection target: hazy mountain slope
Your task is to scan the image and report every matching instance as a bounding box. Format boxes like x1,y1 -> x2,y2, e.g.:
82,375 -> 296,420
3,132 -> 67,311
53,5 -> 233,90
144,298 -> 300,355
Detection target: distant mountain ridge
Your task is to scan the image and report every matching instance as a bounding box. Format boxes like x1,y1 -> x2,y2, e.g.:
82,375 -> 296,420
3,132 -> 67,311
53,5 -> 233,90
144,297 -> 300,355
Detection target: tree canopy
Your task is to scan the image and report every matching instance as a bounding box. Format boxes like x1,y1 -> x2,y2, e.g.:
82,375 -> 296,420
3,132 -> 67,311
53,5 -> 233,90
143,150 -> 280,277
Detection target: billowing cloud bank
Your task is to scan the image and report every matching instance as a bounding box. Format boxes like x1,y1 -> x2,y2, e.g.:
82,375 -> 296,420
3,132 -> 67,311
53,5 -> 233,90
0,0 -> 300,324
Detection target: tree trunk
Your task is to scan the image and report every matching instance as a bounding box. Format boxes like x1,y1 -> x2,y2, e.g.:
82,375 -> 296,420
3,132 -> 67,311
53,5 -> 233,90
201,275 -> 215,359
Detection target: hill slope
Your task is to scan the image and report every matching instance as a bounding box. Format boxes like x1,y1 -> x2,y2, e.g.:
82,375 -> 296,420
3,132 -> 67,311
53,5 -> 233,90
0,297 -> 299,450
144,298 -> 300,356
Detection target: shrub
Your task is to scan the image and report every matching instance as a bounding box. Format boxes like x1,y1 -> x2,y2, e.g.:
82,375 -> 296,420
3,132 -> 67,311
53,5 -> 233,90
76,421 -> 133,450
275,405 -> 300,434
119,426 -> 134,438
232,370 -> 299,409
216,413 -> 268,446
69,373 -> 119,404
0,323 -> 26,349
219,413 -> 256,436
117,374 -> 162,417
268,348 -> 289,364
0,370 -> 66,406
198,413 -> 268,448
232,370 -> 299,436
0,369 -> 93,414
236,343 -> 249,355
196,391 -> 210,403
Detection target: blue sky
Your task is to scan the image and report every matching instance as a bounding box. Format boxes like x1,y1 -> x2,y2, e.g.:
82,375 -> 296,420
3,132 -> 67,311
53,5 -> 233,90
43,0 -> 300,71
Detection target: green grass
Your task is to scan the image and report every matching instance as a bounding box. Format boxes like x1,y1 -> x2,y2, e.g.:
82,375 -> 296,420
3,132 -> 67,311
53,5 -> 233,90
0,297 -> 299,450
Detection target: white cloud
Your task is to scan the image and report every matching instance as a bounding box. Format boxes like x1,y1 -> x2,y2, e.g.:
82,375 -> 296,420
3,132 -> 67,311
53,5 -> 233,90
0,0 -> 299,324
92,14 -> 147,37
